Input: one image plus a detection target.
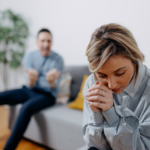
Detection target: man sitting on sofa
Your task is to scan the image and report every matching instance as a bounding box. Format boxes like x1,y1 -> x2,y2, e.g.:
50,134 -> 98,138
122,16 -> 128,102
0,28 -> 64,150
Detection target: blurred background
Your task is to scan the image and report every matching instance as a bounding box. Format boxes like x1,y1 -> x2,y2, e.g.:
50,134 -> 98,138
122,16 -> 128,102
0,0 -> 150,90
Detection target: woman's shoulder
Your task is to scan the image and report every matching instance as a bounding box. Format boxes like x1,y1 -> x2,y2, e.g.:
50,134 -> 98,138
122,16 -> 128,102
140,66 -> 150,98
139,66 -> 150,108
145,67 -> 150,86
85,73 -> 95,88
83,74 -> 95,95
146,66 -> 150,77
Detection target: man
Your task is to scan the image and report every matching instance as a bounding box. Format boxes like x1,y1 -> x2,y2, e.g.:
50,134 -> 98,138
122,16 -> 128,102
0,29 -> 64,150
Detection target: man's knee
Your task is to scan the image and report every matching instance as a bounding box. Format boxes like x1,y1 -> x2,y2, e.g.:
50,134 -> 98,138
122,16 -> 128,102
0,90 -> 17,104
20,103 -> 34,116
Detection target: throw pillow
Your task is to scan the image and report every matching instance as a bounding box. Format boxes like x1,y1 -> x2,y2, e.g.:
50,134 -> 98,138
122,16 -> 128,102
56,73 -> 72,104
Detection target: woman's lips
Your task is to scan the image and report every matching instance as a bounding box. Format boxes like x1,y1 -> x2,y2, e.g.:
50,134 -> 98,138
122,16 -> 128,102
112,87 -> 121,93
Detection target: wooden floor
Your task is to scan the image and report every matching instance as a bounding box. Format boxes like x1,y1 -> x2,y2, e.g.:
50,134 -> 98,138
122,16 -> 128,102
0,106 -> 48,150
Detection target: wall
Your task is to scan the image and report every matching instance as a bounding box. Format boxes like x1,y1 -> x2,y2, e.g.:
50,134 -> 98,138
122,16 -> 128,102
0,0 -> 150,90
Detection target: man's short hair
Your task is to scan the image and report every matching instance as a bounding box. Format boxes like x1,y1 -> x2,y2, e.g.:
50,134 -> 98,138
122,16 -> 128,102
37,28 -> 52,38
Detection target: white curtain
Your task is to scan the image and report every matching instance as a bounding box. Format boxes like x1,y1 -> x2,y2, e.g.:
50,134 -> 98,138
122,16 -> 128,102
0,63 -> 25,92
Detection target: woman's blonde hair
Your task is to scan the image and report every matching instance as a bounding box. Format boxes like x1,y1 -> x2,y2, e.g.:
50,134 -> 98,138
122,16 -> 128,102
86,23 -> 145,82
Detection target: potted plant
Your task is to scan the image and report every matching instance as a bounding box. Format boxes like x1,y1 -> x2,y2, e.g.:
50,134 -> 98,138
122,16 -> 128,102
0,9 -> 29,90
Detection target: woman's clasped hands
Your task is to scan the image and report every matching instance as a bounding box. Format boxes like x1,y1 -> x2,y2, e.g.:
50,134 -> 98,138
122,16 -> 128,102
86,81 -> 114,112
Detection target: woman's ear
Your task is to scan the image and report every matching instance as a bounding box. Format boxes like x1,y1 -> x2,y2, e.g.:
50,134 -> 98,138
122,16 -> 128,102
133,62 -> 136,68
133,63 -> 137,75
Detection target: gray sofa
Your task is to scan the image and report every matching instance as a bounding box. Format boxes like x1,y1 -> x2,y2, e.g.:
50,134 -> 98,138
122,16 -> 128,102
9,66 -> 90,150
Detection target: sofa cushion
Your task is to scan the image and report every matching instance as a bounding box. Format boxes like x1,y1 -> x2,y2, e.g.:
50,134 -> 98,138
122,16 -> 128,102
64,66 -> 90,101
9,104 -> 85,150
77,145 -> 88,150
68,75 -> 88,110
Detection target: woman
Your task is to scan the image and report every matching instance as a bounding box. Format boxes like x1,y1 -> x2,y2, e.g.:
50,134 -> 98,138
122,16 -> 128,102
83,23 -> 150,150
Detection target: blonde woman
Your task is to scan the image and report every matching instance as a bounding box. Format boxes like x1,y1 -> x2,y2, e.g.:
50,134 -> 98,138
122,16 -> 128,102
83,23 -> 150,150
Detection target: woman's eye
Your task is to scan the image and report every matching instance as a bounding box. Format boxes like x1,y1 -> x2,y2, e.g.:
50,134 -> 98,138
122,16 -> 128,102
98,71 -> 125,78
98,76 -> 106,78
116,72 -> 125,76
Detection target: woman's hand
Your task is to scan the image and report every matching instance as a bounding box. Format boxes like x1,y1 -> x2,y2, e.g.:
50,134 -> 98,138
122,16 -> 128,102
86,81 -> 113,112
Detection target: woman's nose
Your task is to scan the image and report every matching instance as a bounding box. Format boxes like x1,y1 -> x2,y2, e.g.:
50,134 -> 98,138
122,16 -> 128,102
108,78 -> 117,90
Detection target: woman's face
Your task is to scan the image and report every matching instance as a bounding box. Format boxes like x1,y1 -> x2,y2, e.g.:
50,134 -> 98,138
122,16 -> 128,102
95,55 -> 135,94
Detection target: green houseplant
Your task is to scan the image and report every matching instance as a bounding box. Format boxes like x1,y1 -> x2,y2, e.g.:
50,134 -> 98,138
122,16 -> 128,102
0,9 -> 29,90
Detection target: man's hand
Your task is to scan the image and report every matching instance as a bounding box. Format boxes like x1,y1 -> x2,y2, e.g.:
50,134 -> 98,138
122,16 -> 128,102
26,68 -> 38,87
46,68 -> 61,88
86,81 -> 113,112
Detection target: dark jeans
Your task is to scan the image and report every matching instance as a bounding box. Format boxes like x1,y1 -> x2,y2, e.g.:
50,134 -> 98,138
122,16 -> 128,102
0,86 -> 55,150
88,147 -> 99,150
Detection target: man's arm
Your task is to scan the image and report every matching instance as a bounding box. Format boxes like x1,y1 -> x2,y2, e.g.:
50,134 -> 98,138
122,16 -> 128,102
26,68 -> 38,87
23,53 -> 38,87
46,56 -> 64,88
46,68 -> 61,88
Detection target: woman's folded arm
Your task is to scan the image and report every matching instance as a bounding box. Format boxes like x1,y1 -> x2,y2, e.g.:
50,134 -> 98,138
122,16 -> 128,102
82,79 -> 112,150
101,99 -> 150,150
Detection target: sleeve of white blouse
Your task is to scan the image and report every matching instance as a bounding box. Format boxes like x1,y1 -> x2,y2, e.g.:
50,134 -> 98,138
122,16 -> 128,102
82,77 -> 112,150
101,92 -> 150,150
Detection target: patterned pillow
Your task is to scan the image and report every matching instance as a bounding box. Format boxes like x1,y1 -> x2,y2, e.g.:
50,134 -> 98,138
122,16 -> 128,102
56,73 -> 72,104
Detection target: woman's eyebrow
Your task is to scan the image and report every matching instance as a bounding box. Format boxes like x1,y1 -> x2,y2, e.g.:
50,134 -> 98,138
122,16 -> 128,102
97,66 -> 127,75
97,72 -> 105,75
113,66 -> 127,73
